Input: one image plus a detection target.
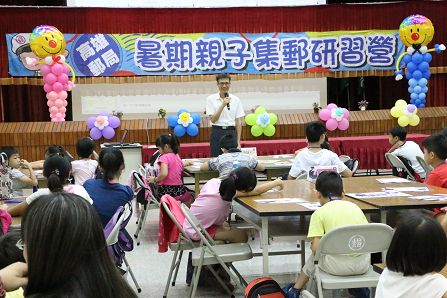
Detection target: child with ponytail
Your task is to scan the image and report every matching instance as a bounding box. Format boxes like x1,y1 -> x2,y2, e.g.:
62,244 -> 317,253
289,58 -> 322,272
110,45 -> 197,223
8,155 -> 92,217
183,167 -> 283,243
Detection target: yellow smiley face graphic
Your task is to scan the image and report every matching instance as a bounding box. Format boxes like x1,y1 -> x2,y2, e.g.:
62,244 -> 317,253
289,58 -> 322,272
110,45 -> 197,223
399,15 -> 434,47
30,25 -> 66,58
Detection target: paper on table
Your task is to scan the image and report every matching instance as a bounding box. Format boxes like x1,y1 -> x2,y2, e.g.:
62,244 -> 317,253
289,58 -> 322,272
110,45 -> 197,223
271,154 -> 293,159
409,194 -> 447,201
260,160 -> 278,164
384,187 -> 430,192
274,161 -> 292,166
298,202 -> 321,210
346,191 -> 412,199
34,170 -> 43,175
184,159 -> 201,163
254,198 -> 307,204
376,178 -> 411,184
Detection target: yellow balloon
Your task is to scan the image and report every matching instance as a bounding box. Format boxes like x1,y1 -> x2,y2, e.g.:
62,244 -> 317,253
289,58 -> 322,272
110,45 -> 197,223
395,99 -> 407,108
30,25 -> 66,58
264,124 -> 276,137
269,113 -> 278,125
409,115 -> 420,126
245,114 -> 257,126
251,125 -> 263,137
255,106 -> 267,115
390,107 -> 403,118
399,15 -> 434,47
398,115 -> 410,127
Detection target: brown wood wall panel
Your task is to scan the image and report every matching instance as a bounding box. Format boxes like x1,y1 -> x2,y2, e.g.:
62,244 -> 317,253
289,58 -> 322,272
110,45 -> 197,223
0,108 -> 446,161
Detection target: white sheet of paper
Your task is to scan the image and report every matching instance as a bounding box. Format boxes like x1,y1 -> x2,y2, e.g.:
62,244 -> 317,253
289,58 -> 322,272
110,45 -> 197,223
254,198 -> 307,204
260,160 -> 278,164
271,154 -> 293,159
384,187 -> 430,192
298,202 -> 321,210
346,191 -> 412,199
274,161 -> 292,166
376,178 -> 411,184
409,194 -> 447,201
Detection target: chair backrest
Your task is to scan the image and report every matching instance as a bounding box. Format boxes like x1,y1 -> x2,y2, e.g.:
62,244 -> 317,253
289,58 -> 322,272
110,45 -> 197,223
301,290 -> 317,298
416,155 -> 433,175
161,201 -> 194,245
181,204 -> 216,246
105,203 -> 132,246
339,155 -> 351,163
296,171 -> 307,180
385,153 -> 416,180
315,223 -> 394,260
132,171 -> 159,206
351,159 -> 359,175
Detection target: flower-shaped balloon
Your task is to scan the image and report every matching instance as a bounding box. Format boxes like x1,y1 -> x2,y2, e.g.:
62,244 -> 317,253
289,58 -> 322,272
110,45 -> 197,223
245,106 -> 278,137
86,112 -> 121,140
390,99 -> 420,127
319,103 -> 350,131
167,109 -> 201,137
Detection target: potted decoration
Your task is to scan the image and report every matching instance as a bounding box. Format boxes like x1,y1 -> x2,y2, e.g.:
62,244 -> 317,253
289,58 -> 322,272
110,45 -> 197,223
112,110 -> 123,121
158,108 -> 167,119
358,100 -> 369,111
312,102 -> 321,114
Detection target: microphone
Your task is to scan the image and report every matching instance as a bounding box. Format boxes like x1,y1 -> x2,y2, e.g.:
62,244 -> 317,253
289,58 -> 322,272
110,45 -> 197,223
224,92 -> 230,110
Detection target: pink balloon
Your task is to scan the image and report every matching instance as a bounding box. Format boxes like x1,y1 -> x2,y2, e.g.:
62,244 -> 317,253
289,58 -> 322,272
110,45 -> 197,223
58,107 -> 67,114
63,84 -> 70,91
51,118 -> 58,122
47,100 -> 55,107
52,82 -> 63,92
62,64 -> 70,74
57,91 -> 68,100
55,113 -> 63,119
46,91 -> 58,101
319,109 -> 332,121
55,99 -> 64,108
43,73 -> 57,85
326,103 -> 338,110
326,119 -> 338,131
62,100 -> 68,107
49,106 -> 58,114
343,108 -> 350,119
40,65 -> 51,75
51,63 -> 63,76
57,73 -> 69,84
50,112 -> 57,119
43,83 -> 53,93
338,118 -> 350,130
102,126 -> 115,139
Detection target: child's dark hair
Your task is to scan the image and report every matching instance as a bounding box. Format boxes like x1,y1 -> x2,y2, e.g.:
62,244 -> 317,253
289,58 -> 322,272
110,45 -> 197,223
76,137 -> 95,158
305,121 -> 326,143
320,135 -> 331,150
441,128 -> 447,139
43,155 -> 72,192
389,126 -> 407,141
216,73 -> 231,83
386,212 -> 447,276
0,146 -> 19,160
219,134 -> 240,153
219,167 -> 257,201
315,171 -> 343,199
45,145 -> 74,162
422,134 -> 447,160
0,229 -> 25,269
156,134 -> 180,154
99,147 -> 125,181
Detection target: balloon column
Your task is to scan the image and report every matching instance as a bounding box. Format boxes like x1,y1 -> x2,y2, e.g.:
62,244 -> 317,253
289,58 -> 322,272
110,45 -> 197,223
244,107 -> 277,137
86,113 -> 121,140
167,109 -> 201,137
27,25 -> 76,122
395,15 -> 445,108
390,99 -> 420,127
318,103 -> 350,131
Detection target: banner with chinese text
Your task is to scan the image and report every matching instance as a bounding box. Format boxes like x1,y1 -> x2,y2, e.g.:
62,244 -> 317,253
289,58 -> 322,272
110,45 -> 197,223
6,31 -> 403,77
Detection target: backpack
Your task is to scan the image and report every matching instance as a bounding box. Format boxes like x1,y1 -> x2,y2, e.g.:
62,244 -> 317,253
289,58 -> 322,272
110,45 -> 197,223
392,155 -> 422,182
245,277 -> 286,298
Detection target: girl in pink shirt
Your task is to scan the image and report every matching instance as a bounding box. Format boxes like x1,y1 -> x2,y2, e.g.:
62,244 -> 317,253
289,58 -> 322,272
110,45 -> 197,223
183,167 -> 283,243
147,134 -> 193,203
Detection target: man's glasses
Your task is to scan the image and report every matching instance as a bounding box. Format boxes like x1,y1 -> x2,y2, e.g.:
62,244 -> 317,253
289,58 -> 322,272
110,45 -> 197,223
218,82 -> 231,86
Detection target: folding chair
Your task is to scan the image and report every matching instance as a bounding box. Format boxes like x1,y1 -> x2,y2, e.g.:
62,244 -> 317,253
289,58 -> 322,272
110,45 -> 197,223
385,153 -> 416,180
338,155 -> 351,163
105,203 -> 141,293
301,290 -> 317,298
416,155 -> 433,177
313,223 -> 394,298
181,204 -> 253,298
132,171 -> 159,245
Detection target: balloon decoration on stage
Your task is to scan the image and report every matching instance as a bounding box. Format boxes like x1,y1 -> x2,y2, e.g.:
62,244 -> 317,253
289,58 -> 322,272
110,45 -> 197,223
26,25 -> 76,122
318,103 -> 350,131
395,15 -> 445,108
244,106 -> 277,137
167,109 -> 201,137
390,99 -> 420,127
86,113 -> 121,140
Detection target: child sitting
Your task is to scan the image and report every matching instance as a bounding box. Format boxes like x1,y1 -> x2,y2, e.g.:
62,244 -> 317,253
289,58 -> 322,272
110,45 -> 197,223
423,133 -> 447,188
183,167 -> 283,243
83,147 -> 133,226
0,229 -> 26,298
200,134 -> 264,177
375,212 -> 447,297
71,137 -> 98,186
283,171 -> 370,298
0,147 -> 37,196
29,145 -> 74,170
7,155 -> 92,217
288,121 -> 352,179
146,134 -> 192,203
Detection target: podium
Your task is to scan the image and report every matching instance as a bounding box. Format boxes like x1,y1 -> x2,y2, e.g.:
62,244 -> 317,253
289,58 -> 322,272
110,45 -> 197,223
100,143 -> 142,185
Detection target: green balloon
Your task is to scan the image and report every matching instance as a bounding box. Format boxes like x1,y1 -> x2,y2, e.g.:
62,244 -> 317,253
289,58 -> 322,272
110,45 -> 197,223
255,106 -> 267,115
251,125 -> 263,137
264,124 -> 276,137
245,114 -> 257,126
269,113 -> 278,125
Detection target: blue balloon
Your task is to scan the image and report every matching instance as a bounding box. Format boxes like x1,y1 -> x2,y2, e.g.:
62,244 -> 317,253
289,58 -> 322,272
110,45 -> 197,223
422,86 -> 428,93
191,113 -> 201,125
410,98 -> 415,104
167,115 -> 178,128
418,93 -> 426,100
186,124 -> 199,137
408,87 -> 414,93
406,62 -> 417,73
418,62 -> 429,72
410,93 -> 418,100
423,53 -> 432,63
415,99 -> 421,106
177,108 -> 189,116
418,78 -> 428,86
173,125 -> 186,137
408,78 -> 417,87
419,104 -> 425,108
412,70 -> 422,80
422,70 -> 431,78
413,86 -> 422,94
412,53 -> 423,64
403,54 -> 412,63
405,72 -> 413,80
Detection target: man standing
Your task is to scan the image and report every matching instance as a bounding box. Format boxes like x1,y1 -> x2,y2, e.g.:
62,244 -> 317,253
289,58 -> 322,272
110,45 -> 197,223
206,74 -> 245,157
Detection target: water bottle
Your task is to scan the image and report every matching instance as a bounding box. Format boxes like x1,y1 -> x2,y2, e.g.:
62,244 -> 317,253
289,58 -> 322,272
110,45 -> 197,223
232,160 -> 241,169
